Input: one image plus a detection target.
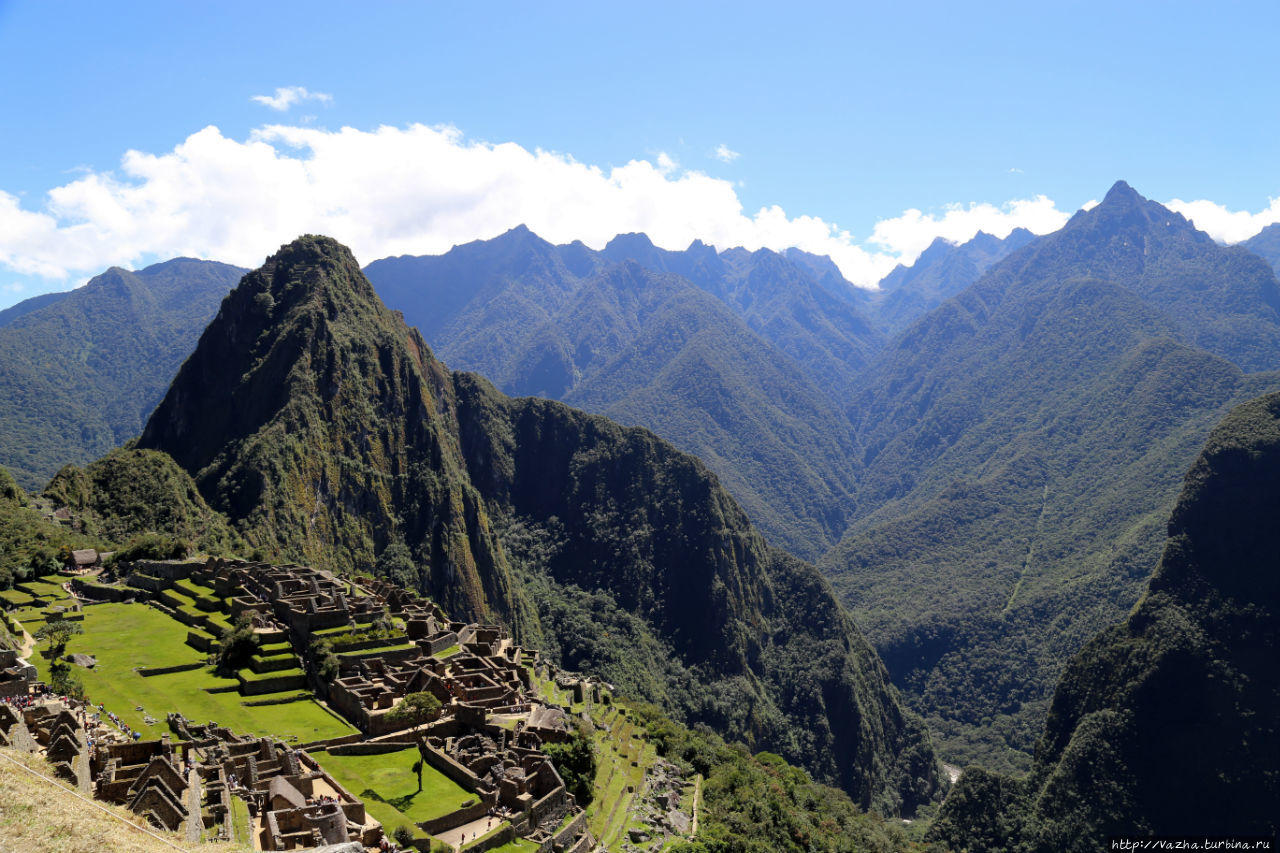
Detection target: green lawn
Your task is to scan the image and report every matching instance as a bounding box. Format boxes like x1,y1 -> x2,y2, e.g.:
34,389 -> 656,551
0,589 -> 35,606
19,579 -> 70,597
58,602 -> 354,742
236,666 -> 305,682
311,747 -> 473,829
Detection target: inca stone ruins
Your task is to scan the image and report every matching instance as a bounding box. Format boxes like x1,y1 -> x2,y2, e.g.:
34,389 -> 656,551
1,556 -> 661,852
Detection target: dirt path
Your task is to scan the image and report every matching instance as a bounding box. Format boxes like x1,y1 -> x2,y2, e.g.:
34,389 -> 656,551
436,814 -> 502,850
19,629 -> 35,659
690,774 -> 702,837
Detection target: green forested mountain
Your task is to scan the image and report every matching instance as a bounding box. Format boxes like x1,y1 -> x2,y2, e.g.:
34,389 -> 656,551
929,391 -> 1280,849
600,233 -> 883,397
822,181 -> 1280,769
0,258 -> 245,489
136,234 -> 940,812
137,236 -> 531,630
366,229 -> 869,558
0,290 -> 70,328
42,447 -> 242,554
871,228 -> 1036,334
1242,221 -> 1280,274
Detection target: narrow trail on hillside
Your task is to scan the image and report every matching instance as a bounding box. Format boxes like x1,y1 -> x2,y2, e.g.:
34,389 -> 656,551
1003,481 -> 1051,616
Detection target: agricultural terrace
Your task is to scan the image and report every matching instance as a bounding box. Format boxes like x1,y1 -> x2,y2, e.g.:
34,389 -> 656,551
58,602 -> 354,742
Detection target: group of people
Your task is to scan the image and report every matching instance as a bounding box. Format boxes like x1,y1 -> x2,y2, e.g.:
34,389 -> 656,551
95,702 -> 143,741
0,687 -> 52,709
305,794 -> 340,806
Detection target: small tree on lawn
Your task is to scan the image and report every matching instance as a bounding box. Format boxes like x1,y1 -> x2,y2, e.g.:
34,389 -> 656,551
386,691 -> 441,733
387,691 -> 442,792
392,825 -> 415,848
36,616 -> 83,663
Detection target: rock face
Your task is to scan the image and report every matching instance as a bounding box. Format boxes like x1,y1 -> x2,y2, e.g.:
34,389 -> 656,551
930,391 -> 1280,849
136,234 -> 940,813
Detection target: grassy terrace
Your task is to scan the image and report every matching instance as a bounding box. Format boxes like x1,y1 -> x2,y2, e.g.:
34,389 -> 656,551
586,704 -> 661,850
310,747 -> 472,833
336,641 -> 415,659
0,589 -> 36,607
483,841 -> 537,853
6,574 -> 78,633
56,602 -> 353,742
16,579 -> 68,597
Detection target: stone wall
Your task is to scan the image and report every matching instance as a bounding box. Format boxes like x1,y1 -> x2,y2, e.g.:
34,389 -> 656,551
460,822 -> 514,853
418,799 -> 489,835
237,671 -> 307,695
325,741 -> 416,756
420,742 -> 483,792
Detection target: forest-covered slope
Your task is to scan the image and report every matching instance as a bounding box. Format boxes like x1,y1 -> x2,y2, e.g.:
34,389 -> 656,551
929,390 -> 1280,849
1242,221 -> 1280,275
822,181 -> 1280,768
0,258 -> 245,489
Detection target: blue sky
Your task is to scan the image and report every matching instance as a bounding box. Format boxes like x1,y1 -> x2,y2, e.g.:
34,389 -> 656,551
1,0 -> 1277,307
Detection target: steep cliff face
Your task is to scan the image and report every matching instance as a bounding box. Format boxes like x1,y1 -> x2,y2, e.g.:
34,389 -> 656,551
137,234 -> 939,814
452,375 -> 938,812
137,236 -> 529,628
931,391 -> 1280,849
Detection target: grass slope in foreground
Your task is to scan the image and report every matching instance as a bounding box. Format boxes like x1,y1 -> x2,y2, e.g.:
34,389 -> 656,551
0,745 -> 247,853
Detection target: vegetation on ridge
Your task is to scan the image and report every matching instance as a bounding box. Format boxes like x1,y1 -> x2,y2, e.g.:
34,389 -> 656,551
0,258 -> 244,490
929,390 -> 1280,849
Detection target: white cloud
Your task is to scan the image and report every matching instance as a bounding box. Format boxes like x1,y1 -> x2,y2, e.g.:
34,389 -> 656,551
251,86 -> 332,112
1165,197 -> 1280,244
868,196 -> 1072,261
0,122 -> 1100,294
714,144 -> 740,163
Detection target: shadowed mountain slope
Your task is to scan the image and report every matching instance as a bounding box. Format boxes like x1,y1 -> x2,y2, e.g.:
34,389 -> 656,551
930,391 -> 1280,849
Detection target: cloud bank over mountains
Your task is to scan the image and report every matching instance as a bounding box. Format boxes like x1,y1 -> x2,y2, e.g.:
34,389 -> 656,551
0,122 -> 1275,300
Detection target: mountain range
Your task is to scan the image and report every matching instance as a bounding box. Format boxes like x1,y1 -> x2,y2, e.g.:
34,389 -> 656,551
820,181 -> 1280,766
364,230 -> 887,559
128,234 -> 939,813
3,177 -> 1279,804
